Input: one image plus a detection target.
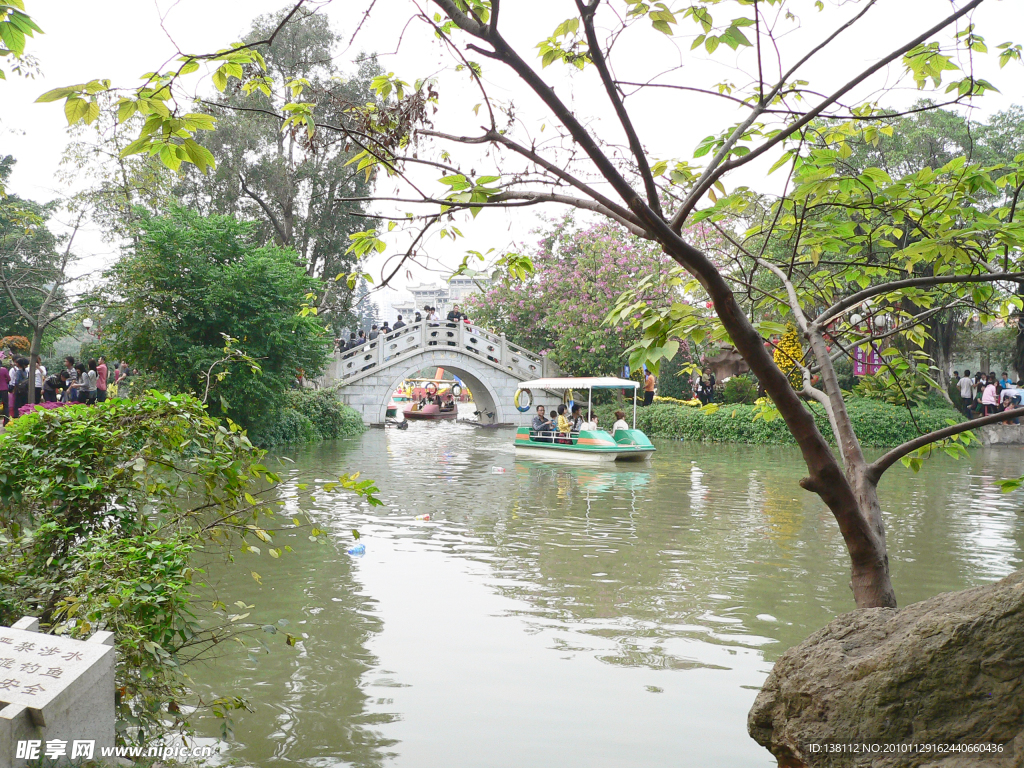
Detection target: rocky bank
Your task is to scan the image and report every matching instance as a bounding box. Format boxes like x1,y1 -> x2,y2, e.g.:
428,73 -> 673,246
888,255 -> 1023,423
749,570 -> 1024,767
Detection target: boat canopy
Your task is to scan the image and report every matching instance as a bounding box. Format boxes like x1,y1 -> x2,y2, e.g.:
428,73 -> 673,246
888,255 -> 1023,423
517,377 -> 638,390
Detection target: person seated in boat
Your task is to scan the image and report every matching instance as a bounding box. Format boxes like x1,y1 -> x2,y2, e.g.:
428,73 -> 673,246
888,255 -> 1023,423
581,411 -> 598,431
555,404 -> 573,444
531,405 -> 554,442
569,404 -> 585,432
440,395 -> 456,412
611,410 -> 630,435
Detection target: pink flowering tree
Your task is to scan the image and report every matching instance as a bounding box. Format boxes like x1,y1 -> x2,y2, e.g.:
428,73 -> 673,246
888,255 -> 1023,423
465,216 -> 683,377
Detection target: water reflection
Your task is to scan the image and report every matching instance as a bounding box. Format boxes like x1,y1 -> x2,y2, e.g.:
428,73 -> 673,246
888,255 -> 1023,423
193,427 -> 1024,767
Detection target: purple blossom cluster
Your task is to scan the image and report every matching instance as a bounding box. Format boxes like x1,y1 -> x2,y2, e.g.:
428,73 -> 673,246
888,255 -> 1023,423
465,219 -> 688,375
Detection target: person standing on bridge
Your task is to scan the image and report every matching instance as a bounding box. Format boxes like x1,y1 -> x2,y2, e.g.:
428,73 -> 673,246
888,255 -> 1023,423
447,304 -> 463,324
394,315 -> 406,330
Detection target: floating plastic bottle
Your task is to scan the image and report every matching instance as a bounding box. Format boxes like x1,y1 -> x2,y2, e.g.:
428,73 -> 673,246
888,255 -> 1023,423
491,466 -> 506,474
347,543 -> 366,556
415,514 -> 431,521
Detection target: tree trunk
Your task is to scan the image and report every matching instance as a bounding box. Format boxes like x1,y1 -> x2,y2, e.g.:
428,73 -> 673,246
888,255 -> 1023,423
1014,320 -> 1024,380
27,325 -> 43,406
849,472 -> 897,608
657,239 -> 897,609
926,313 -> 956,399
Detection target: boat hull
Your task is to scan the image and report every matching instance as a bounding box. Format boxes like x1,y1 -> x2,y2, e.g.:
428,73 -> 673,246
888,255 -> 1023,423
403,403 -> 458,420
513,444 -> 652,463
513,427 -> 655,464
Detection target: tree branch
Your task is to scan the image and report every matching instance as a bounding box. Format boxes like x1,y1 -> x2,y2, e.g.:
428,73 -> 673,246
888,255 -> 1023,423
867,407 -> 1024,484
670,0 -> 984,230
576,0 -> 662,217
813,270 -> 1024,329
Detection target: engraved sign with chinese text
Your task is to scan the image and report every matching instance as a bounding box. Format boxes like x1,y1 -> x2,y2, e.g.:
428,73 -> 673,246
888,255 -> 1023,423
0,627 -> 111,712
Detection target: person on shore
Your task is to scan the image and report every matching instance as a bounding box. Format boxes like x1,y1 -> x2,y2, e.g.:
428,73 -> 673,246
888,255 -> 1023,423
612,410 -> 629,435
32,354 -> 46,405
63,356 -> 78,402
393,315 -> 406,330
1000,371 -> 1012,389
42,371 -> 60,403
11,357 -> 28,418
0,358 -> 8,424
981,374 -> 999,417
1001,391 -> 1021,424
96,356 -> 108,403
957,370 -> 975,416
643,370 -> 656,406
70,361 -> 97,405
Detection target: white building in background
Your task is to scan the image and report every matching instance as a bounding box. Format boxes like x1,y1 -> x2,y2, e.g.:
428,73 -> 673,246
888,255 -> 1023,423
385,276 -> 491,323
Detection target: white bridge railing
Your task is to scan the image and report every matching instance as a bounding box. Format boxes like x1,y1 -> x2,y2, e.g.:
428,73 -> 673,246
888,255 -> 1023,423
324,321 -> 559,386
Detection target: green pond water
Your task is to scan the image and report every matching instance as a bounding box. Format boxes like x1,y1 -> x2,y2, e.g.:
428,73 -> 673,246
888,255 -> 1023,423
190,424 -> 1024,767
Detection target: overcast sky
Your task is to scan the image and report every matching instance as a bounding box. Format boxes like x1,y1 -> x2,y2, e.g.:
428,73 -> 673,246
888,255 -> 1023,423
3,0 -> 1023,295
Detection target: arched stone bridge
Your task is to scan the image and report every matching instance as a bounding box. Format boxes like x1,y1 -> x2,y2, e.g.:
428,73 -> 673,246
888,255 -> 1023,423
322,321 -> 563,424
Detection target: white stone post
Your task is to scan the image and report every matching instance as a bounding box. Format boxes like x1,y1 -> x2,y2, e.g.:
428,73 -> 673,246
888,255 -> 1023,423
0,617 -> 115,768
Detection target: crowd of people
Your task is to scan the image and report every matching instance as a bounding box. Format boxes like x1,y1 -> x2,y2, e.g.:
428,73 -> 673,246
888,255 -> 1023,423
0,354 -> 132,425
954,370 -> 1023,421
334,304 -> 475,357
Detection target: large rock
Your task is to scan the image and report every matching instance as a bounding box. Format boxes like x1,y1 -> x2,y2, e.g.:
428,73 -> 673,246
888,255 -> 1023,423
749,571 -> 1024,767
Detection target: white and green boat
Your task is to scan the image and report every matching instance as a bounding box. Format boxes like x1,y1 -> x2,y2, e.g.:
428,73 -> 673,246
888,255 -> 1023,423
513,377 -> 655,464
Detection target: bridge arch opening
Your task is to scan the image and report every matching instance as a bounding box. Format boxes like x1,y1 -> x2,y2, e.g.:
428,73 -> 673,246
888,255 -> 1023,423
374,358 -> 507,424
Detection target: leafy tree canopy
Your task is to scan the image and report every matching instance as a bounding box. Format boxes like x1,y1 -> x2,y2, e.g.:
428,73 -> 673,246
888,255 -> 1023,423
104,207 -> 331,434
176,6 -> 383,333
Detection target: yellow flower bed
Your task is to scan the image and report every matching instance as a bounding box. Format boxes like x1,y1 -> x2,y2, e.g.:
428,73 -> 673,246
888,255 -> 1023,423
653,395 -> 702,407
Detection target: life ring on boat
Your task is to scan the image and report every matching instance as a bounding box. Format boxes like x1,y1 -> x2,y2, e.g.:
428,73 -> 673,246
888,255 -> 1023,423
425,382 -> 438,396
514,388 -> 532,412
451,384 -> 462,398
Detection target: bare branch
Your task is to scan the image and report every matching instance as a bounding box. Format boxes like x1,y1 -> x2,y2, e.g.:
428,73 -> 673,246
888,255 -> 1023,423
867,408 -> 1024,483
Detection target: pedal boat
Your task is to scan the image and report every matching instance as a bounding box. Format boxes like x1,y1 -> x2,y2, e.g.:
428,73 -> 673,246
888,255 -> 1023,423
512,377 -> 655,463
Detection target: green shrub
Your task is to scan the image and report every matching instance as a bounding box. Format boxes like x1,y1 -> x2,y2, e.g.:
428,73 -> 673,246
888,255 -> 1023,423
288,388 -> 365,440
249,388 -> 366,446
723,375 -> 758,404
251,407 -> 318,446
833,356 -> 857,391
615,396 -> 964,447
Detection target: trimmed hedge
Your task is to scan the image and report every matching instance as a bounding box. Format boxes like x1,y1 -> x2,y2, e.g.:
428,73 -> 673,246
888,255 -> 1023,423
599,397 -> 964,448
250,388 -> 366,447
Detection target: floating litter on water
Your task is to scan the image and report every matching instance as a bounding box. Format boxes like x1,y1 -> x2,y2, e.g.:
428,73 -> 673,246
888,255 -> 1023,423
347,544 -> 366,556
415,514 -> 431,521
491,466 -> 506,474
